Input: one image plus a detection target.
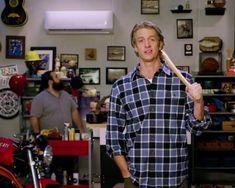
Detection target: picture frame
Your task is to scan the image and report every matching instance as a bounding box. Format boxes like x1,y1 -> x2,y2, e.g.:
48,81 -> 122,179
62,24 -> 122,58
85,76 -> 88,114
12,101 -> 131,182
184,44 -> 193,56
221,82 -> 232,93
106,67 -> 128,84
30,46 -> 56,71
107,46 -> 126,61
85,48 -> 97,60
141,0 -> 160,14
79,67 -> 100,85
60,54 -> 79,71
176,66 -> 190,73
0,64 -> 18,88
6,35 -> 25,59
176,19 -> 193,39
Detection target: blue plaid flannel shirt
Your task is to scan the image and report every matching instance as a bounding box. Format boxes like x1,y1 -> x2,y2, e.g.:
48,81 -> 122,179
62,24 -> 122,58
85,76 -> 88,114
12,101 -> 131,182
106,62 -> 211,187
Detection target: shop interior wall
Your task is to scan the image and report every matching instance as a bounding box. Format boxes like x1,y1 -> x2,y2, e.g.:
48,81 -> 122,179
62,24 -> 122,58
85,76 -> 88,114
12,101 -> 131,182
0,0 -> 234,138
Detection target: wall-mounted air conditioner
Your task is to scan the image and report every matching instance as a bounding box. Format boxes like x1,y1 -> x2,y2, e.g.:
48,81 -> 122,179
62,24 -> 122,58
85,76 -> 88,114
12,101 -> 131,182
44,10 -> 113,34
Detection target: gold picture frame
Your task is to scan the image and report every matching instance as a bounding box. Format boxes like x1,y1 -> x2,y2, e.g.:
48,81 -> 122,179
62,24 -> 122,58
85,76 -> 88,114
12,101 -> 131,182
85,48 -> 97,60
141,0 -> 160,14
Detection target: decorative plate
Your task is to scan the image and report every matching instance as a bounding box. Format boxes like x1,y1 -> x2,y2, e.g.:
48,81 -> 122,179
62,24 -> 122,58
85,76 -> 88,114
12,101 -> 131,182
0,88 -> 19,119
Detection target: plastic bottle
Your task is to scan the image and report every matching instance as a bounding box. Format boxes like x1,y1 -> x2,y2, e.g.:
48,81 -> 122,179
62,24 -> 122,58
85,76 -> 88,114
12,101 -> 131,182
63,170 -> 67,185
51,172 -> 56,181
64,123 -> 70,140
69,128 -> 75,140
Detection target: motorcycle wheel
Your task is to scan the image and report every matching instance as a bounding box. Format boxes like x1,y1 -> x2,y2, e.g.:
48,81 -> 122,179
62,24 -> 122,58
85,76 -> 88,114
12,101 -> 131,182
0,166 -> 22,188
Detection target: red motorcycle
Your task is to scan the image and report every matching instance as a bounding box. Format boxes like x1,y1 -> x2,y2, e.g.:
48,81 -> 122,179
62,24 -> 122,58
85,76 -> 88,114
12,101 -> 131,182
0,132 -> 60,188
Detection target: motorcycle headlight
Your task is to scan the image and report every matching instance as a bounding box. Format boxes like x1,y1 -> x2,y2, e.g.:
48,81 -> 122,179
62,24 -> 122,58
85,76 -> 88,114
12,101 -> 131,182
43,145 -> 53,166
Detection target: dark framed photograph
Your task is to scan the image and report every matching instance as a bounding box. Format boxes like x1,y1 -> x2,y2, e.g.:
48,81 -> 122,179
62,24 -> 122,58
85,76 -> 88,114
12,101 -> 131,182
60,54 -> 79,71
6,35 -> 25,59
79,67 -> 100,85
184,44 -> 193,56
107,46 -> 126,61
141,0 -> 160,14
106,67 -> 128,84
176,66 -> 190,73
30,46 -> 56,71
176,19 -> 193,39
221,82 -> 232,93
85,48 -> 97,60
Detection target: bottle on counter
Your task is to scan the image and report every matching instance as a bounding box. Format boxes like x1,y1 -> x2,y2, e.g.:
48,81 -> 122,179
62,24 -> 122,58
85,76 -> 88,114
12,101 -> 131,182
75,129 -> 80,140
63,123 -> 70,140
69,128 -> 75,140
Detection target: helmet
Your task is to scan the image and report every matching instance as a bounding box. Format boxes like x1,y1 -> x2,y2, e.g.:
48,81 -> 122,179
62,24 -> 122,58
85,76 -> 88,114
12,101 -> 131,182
25,51 -> 41,61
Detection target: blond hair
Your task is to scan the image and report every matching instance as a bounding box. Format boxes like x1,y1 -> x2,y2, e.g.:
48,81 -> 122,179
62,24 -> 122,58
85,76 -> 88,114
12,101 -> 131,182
130,21 -> 164,48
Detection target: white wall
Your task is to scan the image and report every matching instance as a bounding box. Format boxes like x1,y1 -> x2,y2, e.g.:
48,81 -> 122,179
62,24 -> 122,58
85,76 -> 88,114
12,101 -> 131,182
0,0 -> 234,137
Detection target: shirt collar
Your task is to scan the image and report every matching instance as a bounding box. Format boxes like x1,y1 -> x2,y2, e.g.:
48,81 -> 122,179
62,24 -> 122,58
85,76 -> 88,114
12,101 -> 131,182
130,59 -> 172,81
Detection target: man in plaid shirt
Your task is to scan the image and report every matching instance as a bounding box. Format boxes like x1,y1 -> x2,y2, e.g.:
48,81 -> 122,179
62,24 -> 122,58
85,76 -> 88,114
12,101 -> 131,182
106,21 -> 211,188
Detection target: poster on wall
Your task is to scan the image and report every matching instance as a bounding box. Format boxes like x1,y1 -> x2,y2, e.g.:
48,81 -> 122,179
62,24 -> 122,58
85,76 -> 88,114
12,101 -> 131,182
0,64 -> 18,88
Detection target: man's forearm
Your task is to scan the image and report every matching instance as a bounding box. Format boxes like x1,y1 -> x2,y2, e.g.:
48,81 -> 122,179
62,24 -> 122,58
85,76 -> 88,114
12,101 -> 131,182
30,116 -> 40,133
72,110 -> 84,133
194,98 -> 204,121
113,155 -> 131,178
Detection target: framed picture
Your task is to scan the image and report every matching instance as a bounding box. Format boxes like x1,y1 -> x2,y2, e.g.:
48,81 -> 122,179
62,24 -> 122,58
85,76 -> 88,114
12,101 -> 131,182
30,47 -> 56,71
107,46 -> 126,61
6,35 -> 25,59
79,68 -> 100,85
176,19 -> 193,39
221,82 -> 232,93
85,48 -> 97,60
176,66 -> 190,73
141,0 -> 160,14
106,67 -> 128,84
184,44 -> 193,56
60,54 -> 79,71
0,64 -> 18,88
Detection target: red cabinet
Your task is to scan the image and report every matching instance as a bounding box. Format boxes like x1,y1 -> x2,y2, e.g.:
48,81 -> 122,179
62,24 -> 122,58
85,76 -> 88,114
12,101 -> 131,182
48,140 -> 92,188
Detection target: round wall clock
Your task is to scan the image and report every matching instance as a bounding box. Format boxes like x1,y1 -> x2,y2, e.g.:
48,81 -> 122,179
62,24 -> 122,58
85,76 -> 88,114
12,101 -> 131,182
0,88 -> 19,119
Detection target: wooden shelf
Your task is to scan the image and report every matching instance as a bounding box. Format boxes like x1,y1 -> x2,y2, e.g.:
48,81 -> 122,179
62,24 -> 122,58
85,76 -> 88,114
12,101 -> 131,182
171,9 -> 192,13
205,7 -> 225,15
